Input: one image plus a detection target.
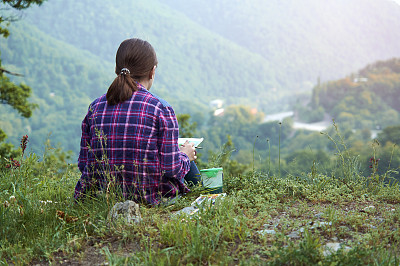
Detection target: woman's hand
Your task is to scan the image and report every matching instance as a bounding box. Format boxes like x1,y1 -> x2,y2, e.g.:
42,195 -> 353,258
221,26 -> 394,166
179,140 -> 197,161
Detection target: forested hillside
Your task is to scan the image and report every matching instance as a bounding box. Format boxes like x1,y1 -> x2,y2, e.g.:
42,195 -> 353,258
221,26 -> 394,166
0,21 -> 113,153
308,58 -> 400,129
163,0 -> 400,87
0,0 -> 279,153
1,0 -> 400,156
18,0 -> 280,109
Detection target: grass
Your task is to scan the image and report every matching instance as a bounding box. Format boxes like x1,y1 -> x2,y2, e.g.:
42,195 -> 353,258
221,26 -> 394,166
1,136 -> 400,265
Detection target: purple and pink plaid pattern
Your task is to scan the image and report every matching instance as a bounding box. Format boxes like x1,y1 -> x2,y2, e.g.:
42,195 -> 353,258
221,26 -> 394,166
74,83 -> 190,205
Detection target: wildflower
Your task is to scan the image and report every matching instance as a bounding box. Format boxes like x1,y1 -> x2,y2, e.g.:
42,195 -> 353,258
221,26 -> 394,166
20,135 -> 29,156
13,160 -> 20,168
5,158 -> 20,169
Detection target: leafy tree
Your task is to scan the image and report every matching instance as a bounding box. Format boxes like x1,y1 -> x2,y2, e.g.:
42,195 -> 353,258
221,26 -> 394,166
0,0 -> 45,158
311,58 -> 400,130
377,125 -> 400,146
177,113 -> 197,138
1,1 -> 45,38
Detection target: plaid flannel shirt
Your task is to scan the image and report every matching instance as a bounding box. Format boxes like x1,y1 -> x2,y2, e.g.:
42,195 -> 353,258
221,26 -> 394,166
74,83 -> 190,205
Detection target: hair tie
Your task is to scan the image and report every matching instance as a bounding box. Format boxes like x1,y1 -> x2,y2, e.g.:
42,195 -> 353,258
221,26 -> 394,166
120,68 -> 130,75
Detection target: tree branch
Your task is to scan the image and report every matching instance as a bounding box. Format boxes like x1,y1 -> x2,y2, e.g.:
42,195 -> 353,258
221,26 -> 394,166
0,67 -> 24,76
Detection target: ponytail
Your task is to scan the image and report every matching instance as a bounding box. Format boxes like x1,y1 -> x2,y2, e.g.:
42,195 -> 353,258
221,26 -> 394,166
106,38 -> 158,105
106,69 -> 138,105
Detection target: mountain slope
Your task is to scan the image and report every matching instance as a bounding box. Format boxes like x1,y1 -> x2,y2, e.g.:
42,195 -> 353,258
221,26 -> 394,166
163,0 -> 400,86
2,0 -> 400,155
0,21 -> 114,153
0,0 -> 280,154
20,0 -> 281,109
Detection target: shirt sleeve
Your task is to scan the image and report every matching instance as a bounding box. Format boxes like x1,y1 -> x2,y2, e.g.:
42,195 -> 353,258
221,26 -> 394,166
158,105 -> 191,182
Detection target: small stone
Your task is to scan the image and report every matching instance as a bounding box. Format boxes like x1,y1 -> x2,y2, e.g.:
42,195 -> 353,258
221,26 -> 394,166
310,221 -> 332,229
258,229 -> 276,236
287,231 -> 300,239
323,242 -> 341,256
108,200 -> 141,224
314,212 -> 324,219
363,206 -> 375,212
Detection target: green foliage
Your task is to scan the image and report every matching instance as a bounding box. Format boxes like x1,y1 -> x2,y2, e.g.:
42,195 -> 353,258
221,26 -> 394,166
0,129 -> 19,159
0,0 -> 44,158
176,114 -> 197,138
378,125 -> 400,146
207,135 -> 250,177
312,58 -> 400,129
296,105 -> 325,123
269,229 -> 323,265
1,133 -> 400,264
0,21 -> 113,153
0,0 -> 45,38
0,67 -> 37,118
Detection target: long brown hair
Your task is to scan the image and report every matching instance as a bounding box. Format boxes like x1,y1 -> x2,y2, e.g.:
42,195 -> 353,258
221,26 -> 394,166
106,38 -> 158,105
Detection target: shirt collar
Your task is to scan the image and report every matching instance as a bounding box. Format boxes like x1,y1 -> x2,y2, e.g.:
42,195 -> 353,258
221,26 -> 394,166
137,82 -> 147,91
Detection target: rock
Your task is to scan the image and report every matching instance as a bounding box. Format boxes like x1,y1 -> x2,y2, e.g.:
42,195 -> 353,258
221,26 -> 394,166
361,205 -> 375,213
108,200 -> 141,224
323,242 -> 351,256
258,229 -> 276,236
314,212 -> 324,219
287,231 -> 300,239
314,221 -> 332,228
323,242 -> 341,256
302,221 -> 332,231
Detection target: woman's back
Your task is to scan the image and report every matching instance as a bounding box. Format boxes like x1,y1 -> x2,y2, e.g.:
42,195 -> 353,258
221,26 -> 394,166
75,83 -> 190,205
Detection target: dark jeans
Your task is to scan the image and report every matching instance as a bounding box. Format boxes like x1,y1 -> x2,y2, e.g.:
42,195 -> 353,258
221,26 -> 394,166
184,161 -> 201,187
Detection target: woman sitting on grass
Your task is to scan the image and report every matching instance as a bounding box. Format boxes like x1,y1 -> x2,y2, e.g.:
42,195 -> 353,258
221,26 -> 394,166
74,38 -> 199,205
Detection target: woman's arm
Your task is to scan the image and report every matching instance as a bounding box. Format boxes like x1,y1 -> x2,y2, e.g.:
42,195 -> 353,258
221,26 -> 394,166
158,105 -> 191,181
